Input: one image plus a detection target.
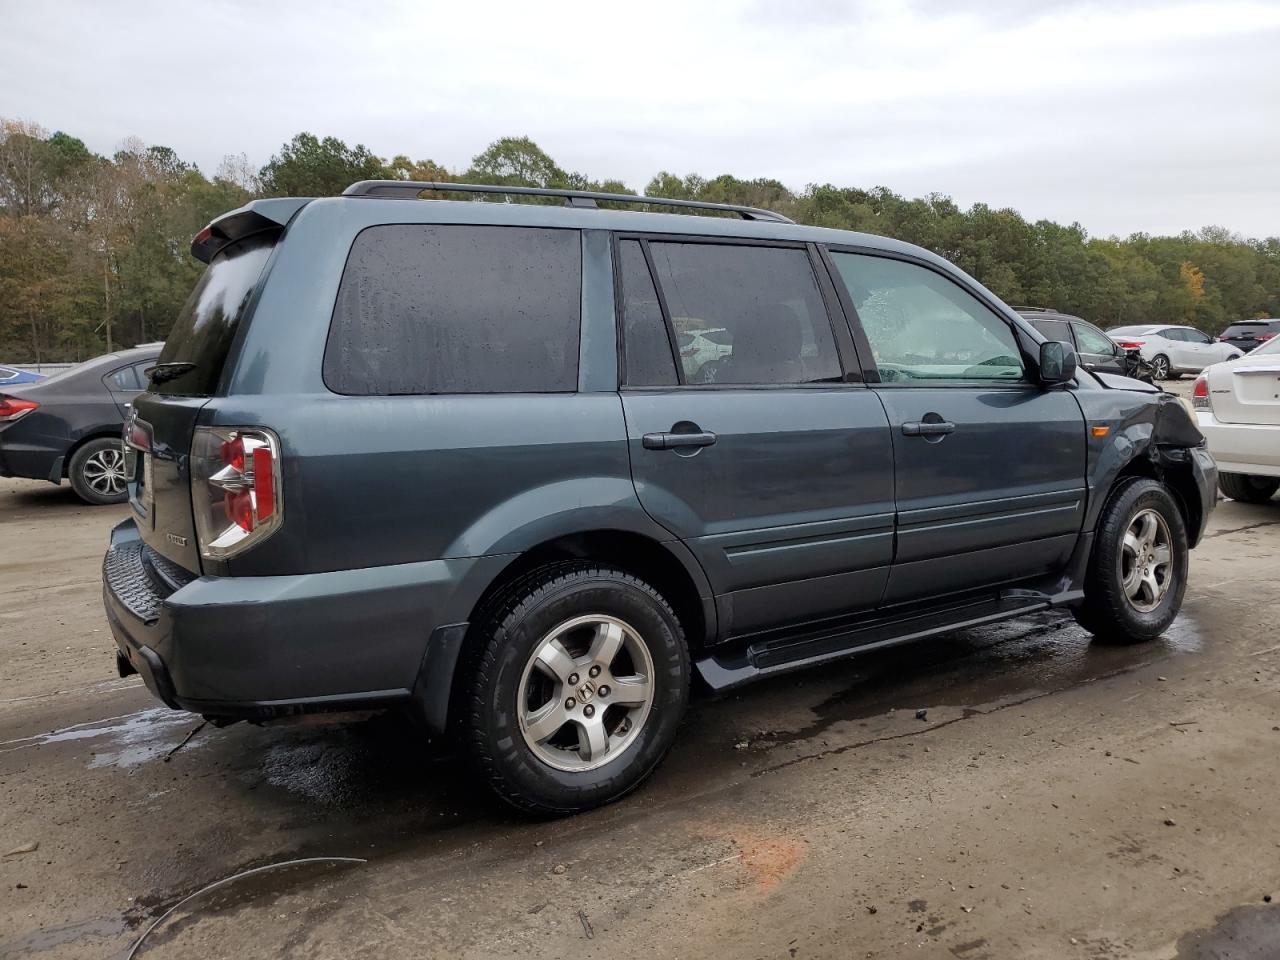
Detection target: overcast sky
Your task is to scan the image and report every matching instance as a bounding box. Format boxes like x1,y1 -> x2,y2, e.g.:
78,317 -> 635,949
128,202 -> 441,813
2,0 -> 1278,238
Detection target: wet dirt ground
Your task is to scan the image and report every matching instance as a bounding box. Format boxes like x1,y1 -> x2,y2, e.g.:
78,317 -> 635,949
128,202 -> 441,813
2,455 -> 1279,959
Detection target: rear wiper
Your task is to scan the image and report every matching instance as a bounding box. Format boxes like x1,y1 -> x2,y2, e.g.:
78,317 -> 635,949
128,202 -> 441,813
148,362 -> 196,384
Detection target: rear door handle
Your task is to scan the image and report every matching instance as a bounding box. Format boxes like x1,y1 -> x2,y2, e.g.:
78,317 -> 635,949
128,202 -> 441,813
901,420 -> 955,437
642,431 -> 717,450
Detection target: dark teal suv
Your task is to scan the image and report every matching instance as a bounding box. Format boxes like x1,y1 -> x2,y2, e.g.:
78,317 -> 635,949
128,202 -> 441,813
103,181 -> 1217,814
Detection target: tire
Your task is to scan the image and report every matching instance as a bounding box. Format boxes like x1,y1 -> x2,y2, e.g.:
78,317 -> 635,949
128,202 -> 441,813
1150,354 -> 1171,380
68,437 -> 129,505
1219,472 -> 1280,504
1073,478 -> 1188,644
461,562 -> 690,816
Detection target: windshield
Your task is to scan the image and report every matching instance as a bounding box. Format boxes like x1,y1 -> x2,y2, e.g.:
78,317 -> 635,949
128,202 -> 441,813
1250,336 -> 1280,357
152,236 -> 275,396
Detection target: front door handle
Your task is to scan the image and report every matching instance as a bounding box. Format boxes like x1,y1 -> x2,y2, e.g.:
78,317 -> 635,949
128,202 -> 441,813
901,420 -> 955,437
642,430 -> 717,450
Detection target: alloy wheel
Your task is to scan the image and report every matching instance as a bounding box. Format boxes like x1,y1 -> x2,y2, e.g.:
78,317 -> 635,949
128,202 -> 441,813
1151,356 -> 1170,380
1121,508 -> 1174,613
83,448 -> 127,497
517,614 -> 655,772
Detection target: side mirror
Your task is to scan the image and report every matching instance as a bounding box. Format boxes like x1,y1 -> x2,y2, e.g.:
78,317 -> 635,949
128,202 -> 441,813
1039,340 -> 1078,385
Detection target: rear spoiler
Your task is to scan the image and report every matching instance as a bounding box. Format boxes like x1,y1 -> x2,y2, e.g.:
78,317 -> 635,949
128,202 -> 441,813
190,198 -> 311,263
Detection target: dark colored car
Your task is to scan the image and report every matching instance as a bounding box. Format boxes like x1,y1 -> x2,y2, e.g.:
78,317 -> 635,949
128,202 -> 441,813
1217,319 -> 1280,353
1017,308 -> 1134,376
0,346 -> 161,504
0,364 -> 45,386
103,183 -> 1217,815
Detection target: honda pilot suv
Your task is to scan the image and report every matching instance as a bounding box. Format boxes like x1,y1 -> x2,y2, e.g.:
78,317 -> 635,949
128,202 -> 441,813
103,181 -> 1217,815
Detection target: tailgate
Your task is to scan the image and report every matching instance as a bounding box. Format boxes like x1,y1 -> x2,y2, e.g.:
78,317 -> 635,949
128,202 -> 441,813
1210,361 -> 1280,426
129,394 -> 208,572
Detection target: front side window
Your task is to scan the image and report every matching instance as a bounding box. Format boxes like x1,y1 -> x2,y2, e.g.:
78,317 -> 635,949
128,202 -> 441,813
325,225 -> 581,395
1073,323 -> 1117,356
645,242 -> 841,385
830,253 -> 1024,383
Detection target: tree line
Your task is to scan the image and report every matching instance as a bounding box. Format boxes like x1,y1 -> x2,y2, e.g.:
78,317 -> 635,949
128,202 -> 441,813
1,119 -> 1277,363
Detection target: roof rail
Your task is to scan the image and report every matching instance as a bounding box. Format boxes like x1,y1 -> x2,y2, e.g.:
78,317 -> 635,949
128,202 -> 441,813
341,180 -> 794,224
1011,305 -> 1058,314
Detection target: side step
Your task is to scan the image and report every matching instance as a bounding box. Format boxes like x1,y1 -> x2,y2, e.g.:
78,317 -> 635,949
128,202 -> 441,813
695,594 -> 1053,693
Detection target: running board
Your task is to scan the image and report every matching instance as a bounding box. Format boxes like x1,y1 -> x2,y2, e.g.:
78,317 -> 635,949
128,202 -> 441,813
696,594 -> 1052,693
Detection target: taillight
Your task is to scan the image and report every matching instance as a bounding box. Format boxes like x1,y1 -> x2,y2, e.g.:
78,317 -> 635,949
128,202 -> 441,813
1257,332 -> 1276,342
0,396 -> 39,422
1114,339 -> 1145,350
191,426 -> 283,559
1192,374 -> 1210,410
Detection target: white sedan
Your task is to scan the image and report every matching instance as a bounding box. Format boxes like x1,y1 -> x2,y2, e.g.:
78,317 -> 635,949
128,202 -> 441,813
1193,335 -> 1280,503
1108,324 -> 1243,380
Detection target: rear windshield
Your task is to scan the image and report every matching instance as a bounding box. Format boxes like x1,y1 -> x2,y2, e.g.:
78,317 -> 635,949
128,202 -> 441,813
1106,325 -> 1154,336
1221,321 -> 1280,337
152,237 -> 276,395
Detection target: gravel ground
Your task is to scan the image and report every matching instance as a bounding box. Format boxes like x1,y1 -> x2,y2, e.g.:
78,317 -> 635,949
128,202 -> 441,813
1,468 -> 1278,960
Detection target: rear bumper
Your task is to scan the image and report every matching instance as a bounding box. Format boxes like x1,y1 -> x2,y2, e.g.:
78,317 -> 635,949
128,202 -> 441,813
1196,412 -> 1280,477
102,518 -> 502,723
0,436 -> 63,482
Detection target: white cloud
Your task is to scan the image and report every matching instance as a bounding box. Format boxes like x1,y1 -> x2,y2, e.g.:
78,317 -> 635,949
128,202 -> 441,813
0,0 -> 1277,236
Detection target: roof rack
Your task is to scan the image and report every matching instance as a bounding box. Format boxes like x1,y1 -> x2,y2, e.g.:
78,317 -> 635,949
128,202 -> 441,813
341,180 -> 795,224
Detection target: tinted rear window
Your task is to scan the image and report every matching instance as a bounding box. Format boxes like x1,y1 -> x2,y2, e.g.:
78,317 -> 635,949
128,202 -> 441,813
325,225 -> 581,395
1222,322 -> 1280,337
153,237 -> 275,396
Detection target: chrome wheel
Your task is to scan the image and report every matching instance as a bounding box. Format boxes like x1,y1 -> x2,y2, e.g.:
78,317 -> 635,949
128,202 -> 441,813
83,448 -> 126,496
1151,355 -> 1170,380
517,614 -> 655,772
1121,508 -> 1174,612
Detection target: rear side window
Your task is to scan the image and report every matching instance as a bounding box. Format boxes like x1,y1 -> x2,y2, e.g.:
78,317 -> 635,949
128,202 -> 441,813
618,240 -> 677,386
325,225 -> 581,395
153,237 -> 275,396
1029,318 -> 1071,343
107,366 -> 142,390
643,242 -> 841,385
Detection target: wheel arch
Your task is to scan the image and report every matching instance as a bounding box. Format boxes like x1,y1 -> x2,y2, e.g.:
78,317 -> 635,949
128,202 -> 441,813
62,428 -> 124,477
415,528 -> 715,738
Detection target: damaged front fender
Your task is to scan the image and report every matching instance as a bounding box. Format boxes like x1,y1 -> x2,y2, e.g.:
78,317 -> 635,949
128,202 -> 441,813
1076,387 -> 1217,547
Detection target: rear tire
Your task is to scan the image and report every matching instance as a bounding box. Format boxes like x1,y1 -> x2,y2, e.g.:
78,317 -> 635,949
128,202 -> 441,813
461,563 -> 690,816
1218,473 -> 1280,504
1073,478 -> 1188,644
68,437 -> 128,505
1150,354 -> 1171,380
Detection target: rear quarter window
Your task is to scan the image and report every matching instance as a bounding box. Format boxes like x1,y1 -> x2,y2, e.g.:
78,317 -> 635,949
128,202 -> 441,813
324,225 -> 581,395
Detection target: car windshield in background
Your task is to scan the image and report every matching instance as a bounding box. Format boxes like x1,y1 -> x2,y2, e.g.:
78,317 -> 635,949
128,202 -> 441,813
1248,335 -> 1280,357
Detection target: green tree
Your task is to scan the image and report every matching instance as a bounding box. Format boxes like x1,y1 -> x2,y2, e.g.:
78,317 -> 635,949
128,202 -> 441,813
259,132 -> 389,197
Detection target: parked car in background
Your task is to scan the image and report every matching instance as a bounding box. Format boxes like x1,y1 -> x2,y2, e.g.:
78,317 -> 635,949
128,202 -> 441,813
103,181 -> 1215,816
1194,334 -> 1280,503
0,345 -> 162,504
1017,308 -> 1128,377
1217,319 -> 1280,354
676,326 -> 733,372
0,363 -> 45,386
1106,324 -> 1243,380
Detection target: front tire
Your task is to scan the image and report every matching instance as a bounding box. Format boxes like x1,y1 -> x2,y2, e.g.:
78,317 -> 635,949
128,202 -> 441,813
68,437 -> 129,505
461,563 -> 690,816
1073,478 -> 1188,644
1219,472 -> 1280,504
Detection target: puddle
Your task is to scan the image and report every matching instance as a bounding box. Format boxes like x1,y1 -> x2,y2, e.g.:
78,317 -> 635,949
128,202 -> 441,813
712,607 -> 1208,754
0,917 -> 126,956
0,708 -> 205,768
1175,903 -> 1280,958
